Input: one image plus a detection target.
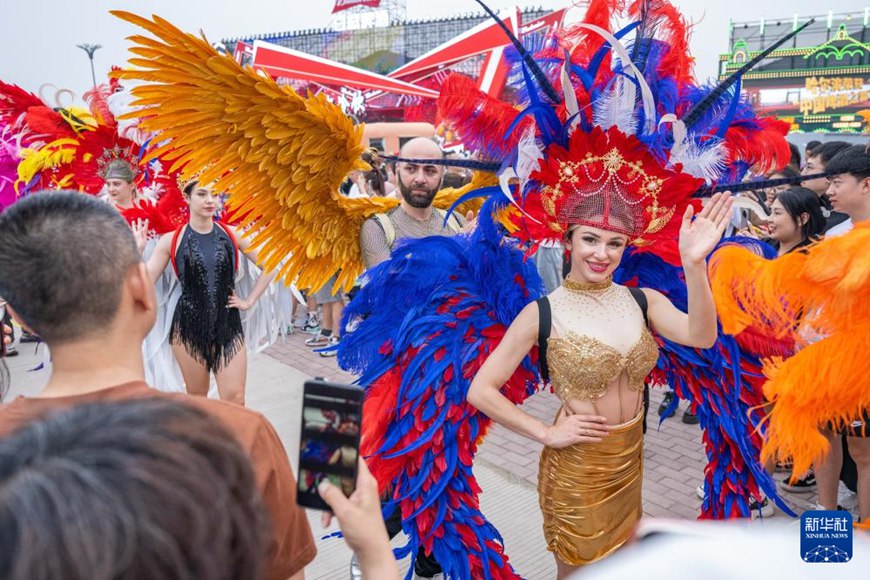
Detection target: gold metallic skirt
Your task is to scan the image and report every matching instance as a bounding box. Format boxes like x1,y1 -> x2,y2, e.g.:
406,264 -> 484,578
537,410 -> 644,566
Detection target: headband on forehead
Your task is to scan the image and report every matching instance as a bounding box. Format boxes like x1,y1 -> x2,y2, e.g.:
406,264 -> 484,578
383,155 -> 501,172
103,159 -> 137,182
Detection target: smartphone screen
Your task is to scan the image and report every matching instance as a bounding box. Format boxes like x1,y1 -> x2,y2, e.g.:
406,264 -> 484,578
296,379 -> 363,511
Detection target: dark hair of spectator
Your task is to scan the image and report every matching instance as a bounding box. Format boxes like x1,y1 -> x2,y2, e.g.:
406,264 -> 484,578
776,187 -> 826,242
770,166 -> 800,181
787,142 -> 801,169
809,141 -> 851,166
824,144 -> 870,181
805,140 -> 822,156
0,191 -> 142,344
442,171 -> 470,189
361,150 -> 386,196
0,399 -> 269,580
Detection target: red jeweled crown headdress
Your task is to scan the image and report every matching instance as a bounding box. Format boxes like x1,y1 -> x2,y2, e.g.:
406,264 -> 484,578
527,126 -> 703,246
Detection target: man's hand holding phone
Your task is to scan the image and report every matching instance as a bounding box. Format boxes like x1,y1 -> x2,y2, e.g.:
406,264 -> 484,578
319,459 -> 398,580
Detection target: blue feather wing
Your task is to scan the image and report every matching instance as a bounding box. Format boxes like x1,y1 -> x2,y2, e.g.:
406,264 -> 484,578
338,211 -> 545,577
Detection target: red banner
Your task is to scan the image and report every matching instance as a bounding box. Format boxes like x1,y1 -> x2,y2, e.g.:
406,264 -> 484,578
332,0 -> 380,13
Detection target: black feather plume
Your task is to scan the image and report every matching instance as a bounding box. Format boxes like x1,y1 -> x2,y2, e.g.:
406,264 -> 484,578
694,171 -> 829,197
473,0 -> 561,103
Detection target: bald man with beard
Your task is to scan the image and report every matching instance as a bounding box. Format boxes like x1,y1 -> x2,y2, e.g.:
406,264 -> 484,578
359,138 -> 465,269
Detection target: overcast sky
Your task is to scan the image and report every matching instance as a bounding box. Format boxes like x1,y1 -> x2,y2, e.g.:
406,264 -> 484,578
0,0 -> 864,105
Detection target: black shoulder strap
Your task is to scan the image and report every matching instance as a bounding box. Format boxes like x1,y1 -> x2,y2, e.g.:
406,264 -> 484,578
536,297 -> 551,382
628,287 -> 649,327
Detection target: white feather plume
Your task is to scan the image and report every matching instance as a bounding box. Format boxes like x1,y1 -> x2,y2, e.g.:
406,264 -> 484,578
593,74 -> 638,135
668,138 -> 727,182
660,114 -> 727,182
107,88 -> 149,145
515,125 -> 543,193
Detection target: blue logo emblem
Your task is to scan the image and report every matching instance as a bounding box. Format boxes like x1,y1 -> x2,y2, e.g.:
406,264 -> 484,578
801,510 -> 853,563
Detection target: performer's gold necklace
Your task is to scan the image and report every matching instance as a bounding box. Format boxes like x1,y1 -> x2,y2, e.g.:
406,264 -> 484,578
563,276 -> 613,293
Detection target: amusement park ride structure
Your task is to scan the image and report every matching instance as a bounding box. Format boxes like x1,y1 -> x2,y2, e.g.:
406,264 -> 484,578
223,3 -> 568,143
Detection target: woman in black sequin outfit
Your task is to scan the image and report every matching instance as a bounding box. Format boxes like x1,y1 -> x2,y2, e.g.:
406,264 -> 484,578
134,181 -> 275,405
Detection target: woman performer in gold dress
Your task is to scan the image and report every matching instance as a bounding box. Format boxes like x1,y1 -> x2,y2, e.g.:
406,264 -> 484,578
468,191 -> 733,577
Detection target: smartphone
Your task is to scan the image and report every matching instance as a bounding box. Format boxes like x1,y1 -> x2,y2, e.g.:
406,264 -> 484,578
296,379 -> 364,511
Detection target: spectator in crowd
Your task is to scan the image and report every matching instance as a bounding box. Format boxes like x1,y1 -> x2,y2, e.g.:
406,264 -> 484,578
0,398 -> 271,580
442,169 -> 471,189
385,159 -> 399,193
0,191 -> 316,580
824,144 -> 870,237
763,167 -> 800,208
761,187 -> 826,496
445,151 -> 472,185
361,150 -> 396,197
360,137 -> 464,270
297,293 -> 321,334
813,144 -> 870,520
345,151 -> 396,199
305,277 -> 344,357
801,140 -> 851,230
765,187 -> 825,256
786,141 -> 801,173
804,139 -> 822,161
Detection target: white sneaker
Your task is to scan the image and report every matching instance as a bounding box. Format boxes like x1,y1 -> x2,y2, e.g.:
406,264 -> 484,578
838,481 -> 858,511
696,485 -> 705,500
318,336 -> 340,357
305,334 -> 329,347
349,554 -> 362,580
413,575 -> 444,580
302,313 -> 321,334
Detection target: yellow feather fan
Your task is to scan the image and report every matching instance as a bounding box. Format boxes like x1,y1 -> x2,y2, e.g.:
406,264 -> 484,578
709,223 -> 870,479
111,11 -> 488,293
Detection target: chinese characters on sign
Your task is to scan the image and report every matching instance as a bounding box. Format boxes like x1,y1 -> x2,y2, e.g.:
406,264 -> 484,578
800,76 -> 869,115
804,515 -> 851,533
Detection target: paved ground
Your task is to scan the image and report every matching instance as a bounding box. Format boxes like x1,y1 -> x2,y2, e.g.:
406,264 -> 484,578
4,322 -> 836,579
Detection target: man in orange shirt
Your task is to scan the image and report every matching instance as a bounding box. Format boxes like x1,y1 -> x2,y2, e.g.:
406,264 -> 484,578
0,191 -> 316,580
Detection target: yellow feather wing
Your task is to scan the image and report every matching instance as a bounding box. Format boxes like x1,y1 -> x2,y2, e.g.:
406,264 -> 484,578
111,11 -> 392,292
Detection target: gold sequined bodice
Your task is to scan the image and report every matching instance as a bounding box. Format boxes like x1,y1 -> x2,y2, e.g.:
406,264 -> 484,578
546,279 -> 659,402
